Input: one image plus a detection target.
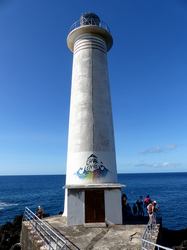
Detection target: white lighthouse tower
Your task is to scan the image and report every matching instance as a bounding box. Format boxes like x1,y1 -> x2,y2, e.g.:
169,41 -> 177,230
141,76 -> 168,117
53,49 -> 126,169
64,13 -> 123,226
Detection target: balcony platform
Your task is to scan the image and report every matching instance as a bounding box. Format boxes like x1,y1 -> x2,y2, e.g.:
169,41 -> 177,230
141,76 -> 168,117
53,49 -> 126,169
43,215 -> 147,250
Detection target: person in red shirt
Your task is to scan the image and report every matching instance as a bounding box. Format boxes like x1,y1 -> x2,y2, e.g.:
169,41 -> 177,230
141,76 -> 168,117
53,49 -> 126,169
144,195 -> 151,207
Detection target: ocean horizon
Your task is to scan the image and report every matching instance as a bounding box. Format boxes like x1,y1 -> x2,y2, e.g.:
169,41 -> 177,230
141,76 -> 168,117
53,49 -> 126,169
1,171 -> 187,176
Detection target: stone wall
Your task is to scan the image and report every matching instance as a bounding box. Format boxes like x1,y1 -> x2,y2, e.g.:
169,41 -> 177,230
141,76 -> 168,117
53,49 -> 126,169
21,222 -> 46,250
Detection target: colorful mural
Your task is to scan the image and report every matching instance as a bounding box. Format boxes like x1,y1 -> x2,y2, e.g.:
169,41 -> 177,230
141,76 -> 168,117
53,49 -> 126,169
76,154 -> 109,180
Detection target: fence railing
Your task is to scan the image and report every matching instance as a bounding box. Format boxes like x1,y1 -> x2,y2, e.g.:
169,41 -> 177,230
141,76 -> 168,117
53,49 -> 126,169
69,19 -> 110,33
141,218 -> 173,250
142,239 -> 173,250
23,207 -> 70,250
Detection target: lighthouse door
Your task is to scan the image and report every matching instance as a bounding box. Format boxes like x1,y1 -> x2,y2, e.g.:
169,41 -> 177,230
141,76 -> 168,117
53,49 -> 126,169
85,190 -> 105,223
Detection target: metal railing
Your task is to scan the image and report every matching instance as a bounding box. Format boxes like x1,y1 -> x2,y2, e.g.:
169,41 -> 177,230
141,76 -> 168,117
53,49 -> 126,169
23,207 -> 70,250
142,239 -> 173,250
69,18 -> 110,33
141,218 -> 173,250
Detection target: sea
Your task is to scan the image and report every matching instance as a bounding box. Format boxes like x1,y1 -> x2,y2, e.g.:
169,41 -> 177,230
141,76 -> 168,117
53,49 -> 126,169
0,173 -> 187,230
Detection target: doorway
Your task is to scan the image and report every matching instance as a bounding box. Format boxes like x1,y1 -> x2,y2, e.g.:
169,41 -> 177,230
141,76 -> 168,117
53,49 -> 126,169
85,189 -> 105,223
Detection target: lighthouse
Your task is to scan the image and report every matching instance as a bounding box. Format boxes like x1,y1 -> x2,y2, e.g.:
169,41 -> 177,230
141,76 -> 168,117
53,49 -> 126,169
64,13 -> 123,226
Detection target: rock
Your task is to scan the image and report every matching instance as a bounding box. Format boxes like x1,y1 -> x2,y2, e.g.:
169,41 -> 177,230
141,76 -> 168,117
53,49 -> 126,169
0,212 -> 51,250
157,227 -> 187,249
0,215 -> 22,250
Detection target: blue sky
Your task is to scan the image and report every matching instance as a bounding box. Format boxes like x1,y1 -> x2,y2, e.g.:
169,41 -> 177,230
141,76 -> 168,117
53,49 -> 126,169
0,0 -> 187,175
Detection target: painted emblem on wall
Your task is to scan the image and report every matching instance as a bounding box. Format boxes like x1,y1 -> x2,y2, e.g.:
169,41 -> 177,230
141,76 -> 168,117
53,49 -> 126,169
76,154 -> 109,179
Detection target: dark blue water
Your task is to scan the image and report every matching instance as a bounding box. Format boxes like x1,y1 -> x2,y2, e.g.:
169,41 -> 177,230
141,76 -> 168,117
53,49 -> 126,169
0,173 -> 187,230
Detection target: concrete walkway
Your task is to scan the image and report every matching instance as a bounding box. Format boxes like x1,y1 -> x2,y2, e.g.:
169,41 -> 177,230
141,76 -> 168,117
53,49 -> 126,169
44,215 -> 146,250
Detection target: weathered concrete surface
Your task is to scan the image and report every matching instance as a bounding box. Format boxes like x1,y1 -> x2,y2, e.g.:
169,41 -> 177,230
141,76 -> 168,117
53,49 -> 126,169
65,33 -> 117,186
21,222 -> 46,250
44,215 -> 146,250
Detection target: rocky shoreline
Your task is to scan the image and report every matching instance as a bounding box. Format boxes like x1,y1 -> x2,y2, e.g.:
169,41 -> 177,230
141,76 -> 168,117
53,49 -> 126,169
158,227 -> 187,250
0,215 -> 22,250
0,215 -> 187,250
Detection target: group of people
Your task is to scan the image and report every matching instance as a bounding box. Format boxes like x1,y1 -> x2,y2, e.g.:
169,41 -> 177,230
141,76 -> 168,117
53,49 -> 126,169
132,196 -> 144,216
36,194 -> 159,226
122,194 -> 159,224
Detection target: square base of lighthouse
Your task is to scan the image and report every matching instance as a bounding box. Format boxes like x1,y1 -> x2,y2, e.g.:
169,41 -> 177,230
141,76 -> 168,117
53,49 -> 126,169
66,183 -> 124,226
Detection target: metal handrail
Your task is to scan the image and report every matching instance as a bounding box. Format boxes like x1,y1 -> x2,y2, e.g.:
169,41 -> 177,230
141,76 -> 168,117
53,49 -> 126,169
69,18 -> 110,33
142,239 -> 173,250
23,207 -> 70,250
141,219 -> 173,250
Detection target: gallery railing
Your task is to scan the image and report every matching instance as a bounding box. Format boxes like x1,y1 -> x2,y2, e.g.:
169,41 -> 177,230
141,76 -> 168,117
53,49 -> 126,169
69,18 -> 110,33
23,207 -> 70,250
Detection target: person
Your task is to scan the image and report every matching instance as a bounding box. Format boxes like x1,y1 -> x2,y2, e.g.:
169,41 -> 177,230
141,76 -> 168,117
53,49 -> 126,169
132,203 -> 137,216
126,203 -> 133,217
121,193 -> 127,223
36,206 -> 44,219
122,193 -> 127,207
152,200 -> 159,213
147,202 -> 156,229
144,195 -> 151,207
136,196 -> 144,216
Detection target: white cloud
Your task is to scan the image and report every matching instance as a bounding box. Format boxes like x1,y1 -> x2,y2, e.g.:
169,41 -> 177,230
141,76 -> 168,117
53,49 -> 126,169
134,161 -> 180,168
140,144 -> 177,154
166,144 -> 177,150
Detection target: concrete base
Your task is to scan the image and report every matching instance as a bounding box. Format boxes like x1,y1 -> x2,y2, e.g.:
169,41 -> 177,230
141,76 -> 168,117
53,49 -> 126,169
67,187 -> 122,226
44,215 -> 147,250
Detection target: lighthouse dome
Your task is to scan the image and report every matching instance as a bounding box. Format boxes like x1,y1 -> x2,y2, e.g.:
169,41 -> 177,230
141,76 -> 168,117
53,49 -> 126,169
80,12 -> 100,26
